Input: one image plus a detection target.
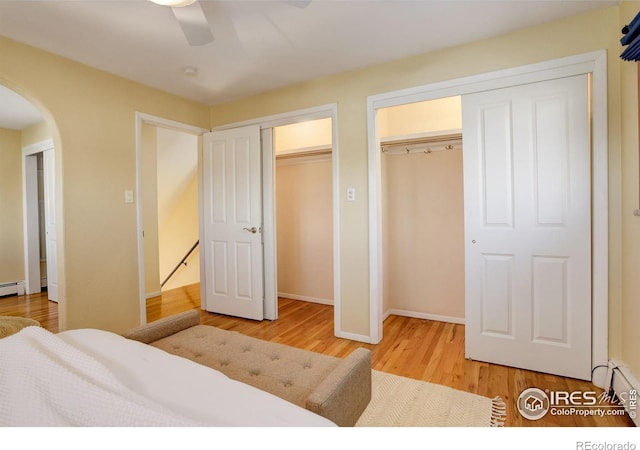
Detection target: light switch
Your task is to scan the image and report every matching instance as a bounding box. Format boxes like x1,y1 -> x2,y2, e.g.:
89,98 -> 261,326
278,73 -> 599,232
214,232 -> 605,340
347,187 -> 355,201
124,190 -> 134,204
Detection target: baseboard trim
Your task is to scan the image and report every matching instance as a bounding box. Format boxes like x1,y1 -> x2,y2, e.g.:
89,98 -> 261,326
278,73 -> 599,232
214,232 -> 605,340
384,308 -> 465,325
606,359 -> 639,426
335,330 -> 374,344
278,292 -> 333,306
0,281 -> 25,297
145,291 -> 162,300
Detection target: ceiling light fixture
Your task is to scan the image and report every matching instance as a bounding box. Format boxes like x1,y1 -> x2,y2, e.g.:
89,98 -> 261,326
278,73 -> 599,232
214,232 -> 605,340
183,66 -> 198,76
148,0 -> 195,7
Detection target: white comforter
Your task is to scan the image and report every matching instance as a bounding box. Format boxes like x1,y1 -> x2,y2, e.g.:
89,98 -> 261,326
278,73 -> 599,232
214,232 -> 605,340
0,326 -> 336,427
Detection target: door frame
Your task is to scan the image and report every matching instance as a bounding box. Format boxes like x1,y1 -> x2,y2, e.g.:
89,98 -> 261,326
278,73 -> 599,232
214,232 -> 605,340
367,50 -> 609,386
134,112 -> 209,325
213,104 -> 341,333
22,138 -> 55,296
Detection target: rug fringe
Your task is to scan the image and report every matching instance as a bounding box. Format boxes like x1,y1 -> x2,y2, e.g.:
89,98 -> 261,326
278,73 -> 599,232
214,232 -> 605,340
490,396 -> 507,427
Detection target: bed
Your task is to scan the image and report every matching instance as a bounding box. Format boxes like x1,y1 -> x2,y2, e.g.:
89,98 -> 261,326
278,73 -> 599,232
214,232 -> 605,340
0,326 -> 336,427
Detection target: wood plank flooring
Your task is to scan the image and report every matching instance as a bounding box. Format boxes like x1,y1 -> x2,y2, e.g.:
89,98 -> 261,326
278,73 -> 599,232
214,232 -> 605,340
0,290 -> 58,333
2,283 -> 634,427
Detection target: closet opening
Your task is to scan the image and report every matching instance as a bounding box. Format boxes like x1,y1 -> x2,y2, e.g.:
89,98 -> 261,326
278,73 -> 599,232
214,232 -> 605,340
273,117 -> 334,314
379,96 -> 464,324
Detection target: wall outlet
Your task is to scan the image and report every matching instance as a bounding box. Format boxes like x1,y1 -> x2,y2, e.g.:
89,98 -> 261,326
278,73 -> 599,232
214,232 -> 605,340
347,187 -> 355,201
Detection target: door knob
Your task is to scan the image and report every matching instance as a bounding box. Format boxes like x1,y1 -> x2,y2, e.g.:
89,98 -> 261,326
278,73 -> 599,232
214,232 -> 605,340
243,227 -> 258,234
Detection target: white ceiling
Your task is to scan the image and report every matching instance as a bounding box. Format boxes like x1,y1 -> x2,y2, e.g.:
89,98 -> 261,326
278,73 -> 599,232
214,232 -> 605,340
0,0 -> 620,129
0,84 -> 44,130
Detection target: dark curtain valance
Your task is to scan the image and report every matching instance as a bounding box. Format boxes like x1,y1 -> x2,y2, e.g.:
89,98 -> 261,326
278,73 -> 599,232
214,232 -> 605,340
621,10 -> 640,61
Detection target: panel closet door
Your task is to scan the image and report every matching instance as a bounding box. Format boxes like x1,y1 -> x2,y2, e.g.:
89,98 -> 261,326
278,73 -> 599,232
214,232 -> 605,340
463,75 -> 591,380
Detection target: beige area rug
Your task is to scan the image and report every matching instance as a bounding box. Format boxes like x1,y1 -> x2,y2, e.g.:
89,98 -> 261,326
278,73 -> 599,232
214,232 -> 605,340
355,370 -> 506,427
0,316 -> 41,339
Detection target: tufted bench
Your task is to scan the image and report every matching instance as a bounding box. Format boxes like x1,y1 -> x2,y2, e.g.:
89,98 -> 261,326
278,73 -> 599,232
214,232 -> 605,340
123,310 -> 371,426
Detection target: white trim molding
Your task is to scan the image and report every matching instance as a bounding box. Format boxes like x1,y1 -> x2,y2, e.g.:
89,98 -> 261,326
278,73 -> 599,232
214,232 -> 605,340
0,281 -> 25,297
335,330 -> 374,344
384,308 -> 465,325
367,50 -> 608,386
213,103 -> 339,131
145,291 -> 162,300
606,359 -> 639,426
278,293 -> 334,306
22,138 -> 55,296
23,138 -> 54,156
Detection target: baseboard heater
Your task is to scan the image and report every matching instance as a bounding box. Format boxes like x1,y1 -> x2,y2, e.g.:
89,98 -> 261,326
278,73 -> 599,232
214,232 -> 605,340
606,359 -> 639,426
0,281 -> 25,297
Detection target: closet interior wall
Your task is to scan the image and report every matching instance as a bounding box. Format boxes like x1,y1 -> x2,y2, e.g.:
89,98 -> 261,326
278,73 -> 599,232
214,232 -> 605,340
274,119 -> 334,306
379,97 -> 465,323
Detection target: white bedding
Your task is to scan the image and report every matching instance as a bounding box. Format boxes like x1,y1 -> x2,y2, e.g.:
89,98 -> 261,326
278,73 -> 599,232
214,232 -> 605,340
0,326 -> 336,427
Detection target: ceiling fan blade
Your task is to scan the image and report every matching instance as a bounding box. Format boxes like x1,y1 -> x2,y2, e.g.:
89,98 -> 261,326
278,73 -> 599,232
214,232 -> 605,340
171,1 -> 214,46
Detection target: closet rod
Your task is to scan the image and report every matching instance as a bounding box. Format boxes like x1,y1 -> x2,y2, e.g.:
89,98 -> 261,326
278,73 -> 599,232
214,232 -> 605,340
380,132 -> 462,152
381,144 -> 458,155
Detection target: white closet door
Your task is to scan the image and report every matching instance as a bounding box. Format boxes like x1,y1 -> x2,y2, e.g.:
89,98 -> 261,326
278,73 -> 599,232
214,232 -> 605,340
463,75 -> 591,380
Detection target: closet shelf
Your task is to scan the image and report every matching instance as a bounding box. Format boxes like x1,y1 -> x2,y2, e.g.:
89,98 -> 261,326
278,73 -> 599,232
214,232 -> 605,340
275,146 -> 332,160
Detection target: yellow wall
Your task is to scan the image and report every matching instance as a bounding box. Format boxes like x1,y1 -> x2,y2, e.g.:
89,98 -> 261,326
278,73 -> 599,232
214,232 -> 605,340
619,1 -> 640,379
378,96 -> 462,138
0,119 -> 52,289
21,120 -> 51,148
142,125 -> 199,295
0,128 -> 24,284
0,34 -> 209,332
159,173 -> 200,291
274,118 -> 332,154
211,6 -> 627,343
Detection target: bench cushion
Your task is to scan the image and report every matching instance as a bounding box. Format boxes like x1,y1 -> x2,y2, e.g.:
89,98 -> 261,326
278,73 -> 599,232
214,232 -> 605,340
123,310 -> 371,426
151,325 -> 341,409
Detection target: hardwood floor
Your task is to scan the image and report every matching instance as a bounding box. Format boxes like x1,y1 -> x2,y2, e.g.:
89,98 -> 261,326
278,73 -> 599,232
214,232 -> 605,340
146,283 -> 200,323
2,283 -> 634,427
196,297 -> 634,427
0,290 -> 58,333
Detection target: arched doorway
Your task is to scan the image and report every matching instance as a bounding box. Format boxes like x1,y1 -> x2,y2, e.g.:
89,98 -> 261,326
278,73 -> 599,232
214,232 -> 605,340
0,82 -> 62,331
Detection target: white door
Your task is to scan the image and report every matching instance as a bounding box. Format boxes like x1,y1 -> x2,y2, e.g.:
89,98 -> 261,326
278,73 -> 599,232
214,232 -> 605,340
42,149 -> 58,303
463,75 -> 591,380
202,126 -> 264,320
